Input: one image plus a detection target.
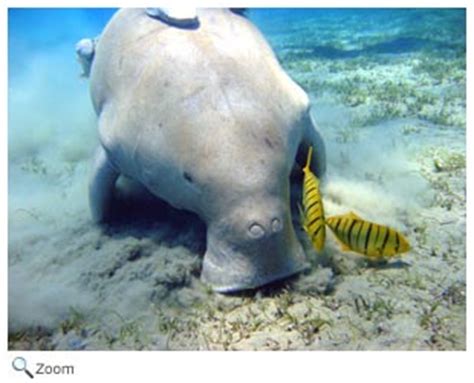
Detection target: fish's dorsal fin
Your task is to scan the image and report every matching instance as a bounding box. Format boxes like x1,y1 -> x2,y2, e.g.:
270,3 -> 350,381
303,146 -> 313,173
348,211 -> 362,220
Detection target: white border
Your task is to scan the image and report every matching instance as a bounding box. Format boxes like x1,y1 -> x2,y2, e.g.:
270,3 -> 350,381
1,1 -> 471,383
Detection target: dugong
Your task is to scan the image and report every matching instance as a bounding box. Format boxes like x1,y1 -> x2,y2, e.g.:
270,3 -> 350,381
89,8 -> 326,292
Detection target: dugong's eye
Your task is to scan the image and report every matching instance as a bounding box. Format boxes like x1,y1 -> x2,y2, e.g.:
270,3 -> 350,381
183,171 -> 194,184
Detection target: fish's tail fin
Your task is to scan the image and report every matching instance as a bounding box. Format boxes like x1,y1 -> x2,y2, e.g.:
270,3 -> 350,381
303,146 -> 313,173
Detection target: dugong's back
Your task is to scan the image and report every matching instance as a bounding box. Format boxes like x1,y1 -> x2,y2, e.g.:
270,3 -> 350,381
90,8 -> 309,212
91,8 -> 306,116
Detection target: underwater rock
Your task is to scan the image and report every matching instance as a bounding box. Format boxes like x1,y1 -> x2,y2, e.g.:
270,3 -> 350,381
88,8 -> 326,292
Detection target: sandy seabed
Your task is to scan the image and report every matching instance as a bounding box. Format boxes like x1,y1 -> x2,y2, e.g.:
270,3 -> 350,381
8,9 -> 465,350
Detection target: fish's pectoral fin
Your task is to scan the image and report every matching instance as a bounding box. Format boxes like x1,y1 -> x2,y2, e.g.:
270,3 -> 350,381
334,237 -> 351,252
297,202 -> 306,231
370,247 -> 385,259
340,243 -> 351,252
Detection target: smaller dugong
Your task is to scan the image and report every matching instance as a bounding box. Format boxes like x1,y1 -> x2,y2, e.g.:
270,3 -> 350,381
88,9 -> 326,292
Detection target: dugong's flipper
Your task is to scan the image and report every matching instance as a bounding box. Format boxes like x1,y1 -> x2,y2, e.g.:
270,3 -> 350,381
89,146 -> 119,222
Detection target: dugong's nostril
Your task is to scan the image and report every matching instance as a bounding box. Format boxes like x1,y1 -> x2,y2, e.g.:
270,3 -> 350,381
248,223 -> 265,238
271,218 -> 283,233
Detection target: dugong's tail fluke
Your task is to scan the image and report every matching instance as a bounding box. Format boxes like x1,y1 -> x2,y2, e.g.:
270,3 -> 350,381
145,8 -> 199,28
75,37 -> 98,78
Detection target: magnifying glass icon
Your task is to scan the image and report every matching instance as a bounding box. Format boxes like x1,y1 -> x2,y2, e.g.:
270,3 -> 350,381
12,357 -> 34,379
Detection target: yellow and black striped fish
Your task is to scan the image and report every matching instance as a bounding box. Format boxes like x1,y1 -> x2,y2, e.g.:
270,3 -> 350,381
326,212 -> 410,258
299,146 -> 326,252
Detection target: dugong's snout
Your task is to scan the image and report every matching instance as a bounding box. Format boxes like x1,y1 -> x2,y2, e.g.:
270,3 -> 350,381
201,202 -> 309,292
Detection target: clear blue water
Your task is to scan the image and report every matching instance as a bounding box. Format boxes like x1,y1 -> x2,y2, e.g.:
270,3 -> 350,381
9,8 -> 465,68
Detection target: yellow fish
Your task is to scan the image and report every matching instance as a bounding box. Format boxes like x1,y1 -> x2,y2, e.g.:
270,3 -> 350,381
299,146 -> 326,252
326,212 -> 410,258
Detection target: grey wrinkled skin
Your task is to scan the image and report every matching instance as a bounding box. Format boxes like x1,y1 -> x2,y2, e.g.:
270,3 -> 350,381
89,8 -> 326,292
